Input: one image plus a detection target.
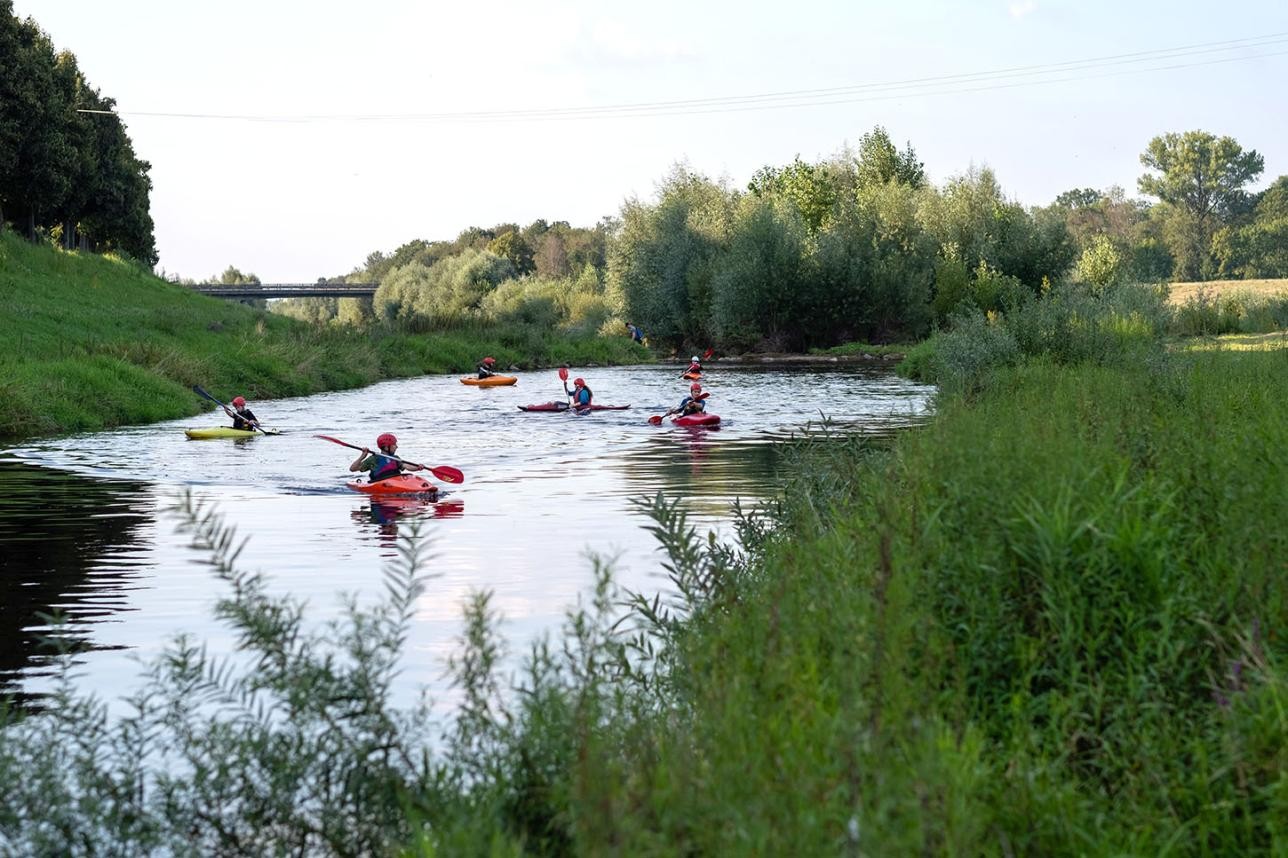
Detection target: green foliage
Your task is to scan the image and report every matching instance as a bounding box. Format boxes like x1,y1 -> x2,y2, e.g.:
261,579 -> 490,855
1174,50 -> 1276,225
854,124 -> 925,189
0,3 -> 155,261
1170,288 -> 1288,337
374,248 -> 515,331
608,165 -> 733,346
0,233 -> 644,440
1138,130 -> 1264,279
1074,234 -> 1122,292
3,346 -> 1287,853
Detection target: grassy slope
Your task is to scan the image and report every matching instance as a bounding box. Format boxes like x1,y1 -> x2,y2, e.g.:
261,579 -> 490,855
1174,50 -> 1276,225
0,234 -> 647,439
1169,278 -> 1288,305
555,350 -> 1288,853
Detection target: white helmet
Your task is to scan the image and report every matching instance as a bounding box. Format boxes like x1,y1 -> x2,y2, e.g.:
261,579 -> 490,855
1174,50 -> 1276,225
690,355 -> 699,362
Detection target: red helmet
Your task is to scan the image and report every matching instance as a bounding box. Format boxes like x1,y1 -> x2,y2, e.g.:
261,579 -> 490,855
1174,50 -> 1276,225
483,356 -> 496,364
573,377 -> 585,387
690,383 -> 702,393
232,396 -> 246,407
376,433 -> 397,449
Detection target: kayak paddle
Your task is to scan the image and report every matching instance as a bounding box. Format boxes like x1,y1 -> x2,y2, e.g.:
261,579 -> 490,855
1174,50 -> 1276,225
649,392 -> 709,425
702,347 -> 715,360
314,435 -> 464,484
193,385 -> 279,435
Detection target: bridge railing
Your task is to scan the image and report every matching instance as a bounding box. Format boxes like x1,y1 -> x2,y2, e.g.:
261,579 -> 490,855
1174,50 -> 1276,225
189,283 -> 379,299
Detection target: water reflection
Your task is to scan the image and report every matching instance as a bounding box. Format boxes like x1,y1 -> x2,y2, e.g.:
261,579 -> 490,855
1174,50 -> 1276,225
350,496 -> 467,552
1,363 -> 934,705
0,458 -> 151,704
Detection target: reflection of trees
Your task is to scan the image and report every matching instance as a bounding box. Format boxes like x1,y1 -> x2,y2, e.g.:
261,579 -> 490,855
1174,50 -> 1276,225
614,434 -> 782,514
0,460 -> 149,705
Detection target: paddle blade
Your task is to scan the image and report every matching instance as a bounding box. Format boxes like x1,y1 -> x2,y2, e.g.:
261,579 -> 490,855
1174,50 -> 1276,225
558,366 -> 569,381
702,347 -> 714,360
648,415 -> 664,425
430,465 -> 464,484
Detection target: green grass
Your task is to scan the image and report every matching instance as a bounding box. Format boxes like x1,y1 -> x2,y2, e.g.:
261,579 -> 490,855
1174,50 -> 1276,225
0,233 -> 648,439
809,340 -> 913,357
1,349 -> 1284,853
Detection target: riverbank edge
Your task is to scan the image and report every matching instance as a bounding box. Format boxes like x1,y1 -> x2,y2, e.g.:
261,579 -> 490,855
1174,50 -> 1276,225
0,233 -> 651,444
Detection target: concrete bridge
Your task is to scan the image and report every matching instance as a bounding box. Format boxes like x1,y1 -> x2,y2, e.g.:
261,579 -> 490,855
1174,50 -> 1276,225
190,283 -> 378,299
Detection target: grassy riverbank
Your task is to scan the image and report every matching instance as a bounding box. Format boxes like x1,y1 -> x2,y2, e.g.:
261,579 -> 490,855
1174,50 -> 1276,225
0,234 -> 647,440
2,338 -> 1283,852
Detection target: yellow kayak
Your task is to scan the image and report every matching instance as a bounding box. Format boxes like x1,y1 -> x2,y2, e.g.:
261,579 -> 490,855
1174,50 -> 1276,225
184,427 -> 278,439
460,375 -> 517,387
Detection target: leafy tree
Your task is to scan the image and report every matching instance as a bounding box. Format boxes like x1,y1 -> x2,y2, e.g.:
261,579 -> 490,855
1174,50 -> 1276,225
854,126 -> 925,189
1138,131 -> 1264,279
486,230 -> 535,275
711,195 -> 809,350
747,157 -> 838,234
213,265 -> 260,285
1075,235 -> 1122,293
535,231 -> 569,278
608,165 -> 733,346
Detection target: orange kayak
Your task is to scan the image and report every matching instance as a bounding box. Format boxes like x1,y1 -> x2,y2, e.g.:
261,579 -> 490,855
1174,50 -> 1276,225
346,475 -> 438,496
461,376 -> 517,387
682,372 -> 702,380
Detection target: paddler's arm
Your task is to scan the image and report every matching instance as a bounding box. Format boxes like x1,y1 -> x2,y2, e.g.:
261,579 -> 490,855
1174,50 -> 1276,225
349,449 -> 370,472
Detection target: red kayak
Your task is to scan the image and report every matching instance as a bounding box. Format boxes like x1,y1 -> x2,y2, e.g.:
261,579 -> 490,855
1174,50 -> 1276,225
518,402 -> 631,412
346,474 -> 438,496
673,413 -> 721,427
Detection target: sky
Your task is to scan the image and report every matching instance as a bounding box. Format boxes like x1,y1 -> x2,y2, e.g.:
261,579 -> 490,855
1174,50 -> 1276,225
14,0 -> 1288,282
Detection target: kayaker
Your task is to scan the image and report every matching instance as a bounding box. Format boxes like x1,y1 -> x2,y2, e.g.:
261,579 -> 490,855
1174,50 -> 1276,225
348,433 -> 424,483
676,382 -> 707,416
476,356 -> 499,379
680,355 -> 702,378
229,396 -> 260,431
564,376 -> 593,410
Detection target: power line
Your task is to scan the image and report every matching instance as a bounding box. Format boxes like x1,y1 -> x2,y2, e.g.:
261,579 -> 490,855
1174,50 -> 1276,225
79,31 -> 1288,124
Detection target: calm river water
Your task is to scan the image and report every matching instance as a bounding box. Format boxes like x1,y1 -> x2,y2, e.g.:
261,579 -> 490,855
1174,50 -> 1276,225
0,363 -> 932,709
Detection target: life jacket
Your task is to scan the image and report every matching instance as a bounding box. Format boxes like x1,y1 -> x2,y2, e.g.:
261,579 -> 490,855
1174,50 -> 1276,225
679,396 -> 705,414
369,453 -> 402,482
571,385 -> 593,406
232,408 -> 257,430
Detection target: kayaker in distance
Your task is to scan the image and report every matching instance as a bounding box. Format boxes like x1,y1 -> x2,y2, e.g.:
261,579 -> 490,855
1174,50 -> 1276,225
229,396 -> 260,431
349,433 -> 424,483
676,382 -> 707,416
681,355 -> 702,379
564,376 -> 593,410
476,356 -> 499,379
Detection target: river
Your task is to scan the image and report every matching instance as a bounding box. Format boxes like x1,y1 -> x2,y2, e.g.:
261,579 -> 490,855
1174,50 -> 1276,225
0,363 -> 932,709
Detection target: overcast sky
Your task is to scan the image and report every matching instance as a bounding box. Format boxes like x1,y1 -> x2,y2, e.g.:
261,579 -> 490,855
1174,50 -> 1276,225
15,0 -> 1288,281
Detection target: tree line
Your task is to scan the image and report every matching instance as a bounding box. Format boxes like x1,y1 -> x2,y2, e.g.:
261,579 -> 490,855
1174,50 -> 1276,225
0,1 -> 157,263
287,126 -> 1281,352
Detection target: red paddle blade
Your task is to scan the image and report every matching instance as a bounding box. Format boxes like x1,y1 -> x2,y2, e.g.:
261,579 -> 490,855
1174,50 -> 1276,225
558,366 -> 569,381
648,415 -> 664,425
702,347 -> 714,360
430,465 -> 464,484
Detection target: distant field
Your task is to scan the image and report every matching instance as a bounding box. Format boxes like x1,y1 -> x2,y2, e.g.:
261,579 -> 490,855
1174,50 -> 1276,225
1168,278 -> 1288,305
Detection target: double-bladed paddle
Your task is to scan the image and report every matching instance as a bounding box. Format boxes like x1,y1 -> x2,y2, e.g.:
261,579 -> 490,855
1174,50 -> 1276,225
193,385 -> 279,435
314,435 -> 464,484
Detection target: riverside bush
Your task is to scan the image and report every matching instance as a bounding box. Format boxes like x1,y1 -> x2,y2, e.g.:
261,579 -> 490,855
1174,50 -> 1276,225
1,351 -> 1285,853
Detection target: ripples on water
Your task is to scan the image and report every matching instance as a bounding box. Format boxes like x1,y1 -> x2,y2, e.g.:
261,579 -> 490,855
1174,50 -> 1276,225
0,363 -> 932,706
